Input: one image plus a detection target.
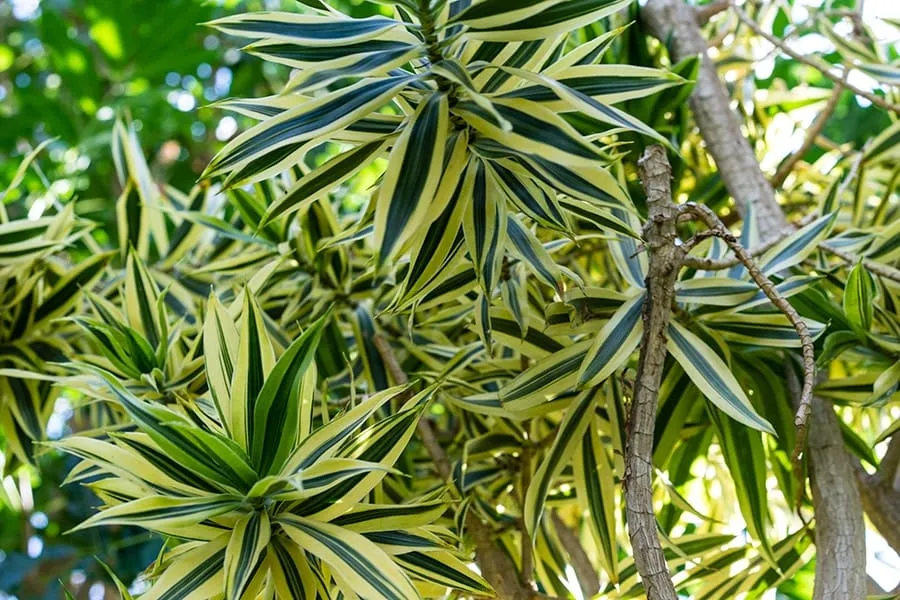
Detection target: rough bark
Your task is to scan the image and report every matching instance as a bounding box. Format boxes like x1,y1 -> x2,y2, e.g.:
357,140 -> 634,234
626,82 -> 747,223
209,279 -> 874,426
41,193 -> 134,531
624,145 -> 681,600
806,398 -> 867,600
641,3 -> 867,598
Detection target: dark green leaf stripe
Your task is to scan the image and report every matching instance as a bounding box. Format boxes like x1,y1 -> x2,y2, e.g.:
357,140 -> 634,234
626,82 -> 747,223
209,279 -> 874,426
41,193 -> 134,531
450,0 -> 552,23
331,501 -> 446,529
271,541 -> 310,599
760,212 -> 836,274
228,512 -> 267,600
211,15 -> 399,42
667,323 -> 774,434
281,517 -> 410,599
289,46 -> 422,91
34,252 -> 111,324
157,545 -> 227,600
379,92 -> 447,263
250,40 -> 413,64
502,75 -> 675,102
479,40 -> 546,93
578,293 -> 644,384
506,216 -> 559,290
396,551 -> 493,594
577,424 -> 617,581
525,387 -> 596,535
251,314 -> 326,474
209,76 -> 413,174
467,159 -> 503,292
458,100 -> 600,162
520,154 -> 629,208
501,340 -> 591,404
480,0 -> 628,30
489,317 -> 566,353
490,162 -> 568,231
707,406 -> 778,569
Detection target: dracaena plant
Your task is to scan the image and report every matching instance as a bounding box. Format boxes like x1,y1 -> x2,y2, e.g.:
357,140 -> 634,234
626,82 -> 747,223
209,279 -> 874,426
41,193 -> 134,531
60,291 -> 491,599
6,0 -> 896,598
202,0 -> 685,331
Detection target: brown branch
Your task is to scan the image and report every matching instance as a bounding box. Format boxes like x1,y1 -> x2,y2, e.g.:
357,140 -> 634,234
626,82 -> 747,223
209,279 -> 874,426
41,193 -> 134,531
732,4 -> 900,114
372,334 -> 545,600
551,511 -> 600,598
695,0 -> 730,24
681,235 -> 782,270
771,83 -> 845,188
679,202 -> 816,482
806,398 -> 867,599
820,244 -> 900,284
625,145 -> 681,600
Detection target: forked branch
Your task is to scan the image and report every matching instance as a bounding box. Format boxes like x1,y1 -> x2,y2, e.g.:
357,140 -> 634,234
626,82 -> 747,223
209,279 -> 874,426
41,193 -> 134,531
679,202 -> 816,493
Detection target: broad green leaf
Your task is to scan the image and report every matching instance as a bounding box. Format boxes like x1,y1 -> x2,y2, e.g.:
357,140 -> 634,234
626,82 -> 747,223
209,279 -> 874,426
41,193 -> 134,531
760,212 -> 836,274
224,511 -> 271,600
524,386 -> 597,538
451,0 -> 633,41
456,97 -> 606,167
203,294 -> 239,431
267,538 -> 318,600
141,535 -> 229,600
261,139 -> 388,225
506,214 -> 564,292
395,551 -> 494,596
375,92 -> 449,265
675,277 -> 758,306
205,76 -> 416,182
207,13 -> 407,45
250,312 -> 328,474
499,339 -> 593,412
463,159 -> 507,294
71,494 -> 241,533
843,260 -> 876,332
667,321 -> 774,434
231,292 -> 276,451
577,292 -> 644,386
574,418 -> 618,582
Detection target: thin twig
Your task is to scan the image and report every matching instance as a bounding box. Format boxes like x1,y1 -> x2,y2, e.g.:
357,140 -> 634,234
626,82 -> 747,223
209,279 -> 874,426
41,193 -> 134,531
681,234 -> 782,270
679,202 -> 816,485
771,83 -> 845,188
373,335 -> 546,600
681,211 -> 900,284
820,244 -> 900,284
732,3 -> 900,114
551,511 -> 601,598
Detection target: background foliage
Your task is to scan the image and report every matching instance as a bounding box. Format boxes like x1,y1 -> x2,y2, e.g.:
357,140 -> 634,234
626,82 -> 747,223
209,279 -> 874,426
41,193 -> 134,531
1,0 -> 899,598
